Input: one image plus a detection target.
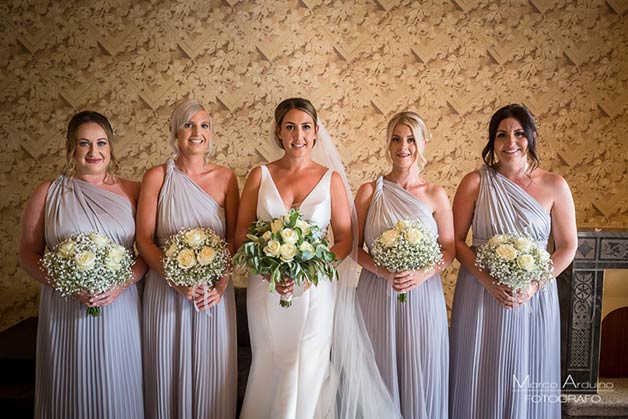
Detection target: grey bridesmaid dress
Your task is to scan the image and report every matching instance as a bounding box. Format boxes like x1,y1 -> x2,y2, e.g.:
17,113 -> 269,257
37,175 -> 143,418
142,159 -> 237,419
356,176 -> 449,419
449,165 -> 560,419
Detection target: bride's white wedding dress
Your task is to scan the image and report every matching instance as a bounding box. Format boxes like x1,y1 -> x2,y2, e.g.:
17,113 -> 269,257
240,165 -> 335,419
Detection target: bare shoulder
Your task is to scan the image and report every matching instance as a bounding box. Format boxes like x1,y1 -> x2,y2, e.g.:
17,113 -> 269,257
424,180 -> 448,199
356,180 -> 376,199
535,168 -> 568,189
209,162 -> 235,178
117,178 -> 141,201
329,170 -> 348,192
33,179 -> 54,197
242,165 -> 263,190
459,170 -> 481,189
142,164 -> 167,183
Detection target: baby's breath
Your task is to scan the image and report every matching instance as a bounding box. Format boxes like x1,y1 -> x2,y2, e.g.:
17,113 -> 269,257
475,232 -> 553,291
371,219 -> 443,302
162,227 -> 230,288
41,232 -> 134,317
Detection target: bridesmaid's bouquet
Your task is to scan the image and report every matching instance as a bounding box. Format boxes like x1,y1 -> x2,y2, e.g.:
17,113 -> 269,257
234,208 -> 337,308
475,233 -> 553,292
41,231 -> 134,317
162,227 -> 230,289
371,219 -> 443,302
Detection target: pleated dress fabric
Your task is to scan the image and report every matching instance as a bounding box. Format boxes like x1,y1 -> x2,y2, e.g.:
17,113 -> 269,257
240,165 -> 335,419
142,159 -> 237,419
356,176 -> 449,419
449,165 -> 560,419
37,175 -> 143,419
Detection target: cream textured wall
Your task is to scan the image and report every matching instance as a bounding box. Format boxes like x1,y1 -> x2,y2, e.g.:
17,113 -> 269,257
1,0 -> 627,331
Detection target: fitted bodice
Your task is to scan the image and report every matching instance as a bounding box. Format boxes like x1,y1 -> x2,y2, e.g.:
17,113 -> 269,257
256,165 -> 332,231
471,165 -> 551,248
156,159 -> 225,246
364,176 -> 437,249
44,175 -> 135,250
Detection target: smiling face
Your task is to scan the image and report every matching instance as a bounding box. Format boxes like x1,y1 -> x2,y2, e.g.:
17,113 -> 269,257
493,117 -> 529,165
389,123 -> 422,169
276,109 -> 318,156
176,110 -> 212,157
73,122 -> 111,177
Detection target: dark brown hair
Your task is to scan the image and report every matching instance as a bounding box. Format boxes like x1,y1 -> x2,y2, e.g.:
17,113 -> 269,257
482,103 -> 540,171
274,98 -> 318,149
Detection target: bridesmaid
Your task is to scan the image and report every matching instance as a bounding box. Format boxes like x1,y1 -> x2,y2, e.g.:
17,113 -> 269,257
449,104 -> 577,418
355,111 -> 454,418
137,99 -> 239,418
19,111 -> 146,418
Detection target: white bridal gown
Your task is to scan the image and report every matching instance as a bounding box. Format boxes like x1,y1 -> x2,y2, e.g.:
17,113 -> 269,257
240,165 -> 335,419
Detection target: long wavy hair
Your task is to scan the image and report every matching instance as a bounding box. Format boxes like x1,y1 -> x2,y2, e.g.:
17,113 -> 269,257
482,103 -> 540,172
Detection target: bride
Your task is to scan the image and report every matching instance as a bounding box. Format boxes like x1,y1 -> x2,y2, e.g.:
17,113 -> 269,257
236,98 -> 400,419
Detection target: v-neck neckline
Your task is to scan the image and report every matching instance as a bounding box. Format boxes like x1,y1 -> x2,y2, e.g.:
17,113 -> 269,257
263,165 -> 329,214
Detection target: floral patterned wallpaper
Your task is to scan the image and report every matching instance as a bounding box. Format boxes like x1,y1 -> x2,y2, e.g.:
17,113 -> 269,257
1,0 -> 626,331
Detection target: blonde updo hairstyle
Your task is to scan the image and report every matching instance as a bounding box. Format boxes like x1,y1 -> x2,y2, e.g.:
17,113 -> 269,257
169,99 -> 213,162
385,111 -> 431,172
63,111 -> 119,179
274,97 -> 318,149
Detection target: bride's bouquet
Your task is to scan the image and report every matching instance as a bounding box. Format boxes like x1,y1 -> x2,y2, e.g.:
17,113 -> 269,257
475,233 -> 553,293
371,219 -> 443,302
41,231 -> 135,317
234,208 -> 337,308
162,227 -> 230,290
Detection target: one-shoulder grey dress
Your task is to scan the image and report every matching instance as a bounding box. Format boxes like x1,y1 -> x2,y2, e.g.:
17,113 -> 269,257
449,166 -> 560,419
37,175 -> 143,419
142,159 -> 237,419
356,176 -> 449,419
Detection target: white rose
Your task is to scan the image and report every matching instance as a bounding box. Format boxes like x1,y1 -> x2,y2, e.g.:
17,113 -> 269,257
405,228 -> 424,245
279,243 -> 297,262
281,228 -> 299,245
496,244 -> 517,261
379,229 -> 400,247
262,231 -> 272,241
295,219 -> 311,235
58,241 -> 75,258
197,246 -> 216,266
184,229 -> 207,248
89,232 -> 110,248
107,245 -> 126,263
489,234 -> 508,246
299,242 -> 315,253
75,251 -> 96,271
177,248 -> 196,269
264,240 -> 281,257
395,220 -> 412,231
103,254 -> 122,271
538,248 -> 551,262
165,242 -> 178,258
271,219 -> 284,234
516,254 -> 535,271
514,237 -> 533,252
